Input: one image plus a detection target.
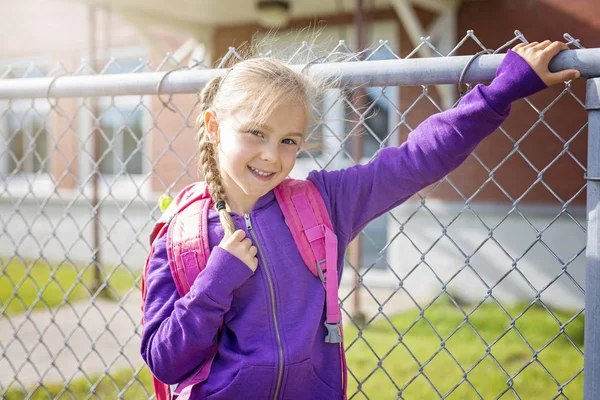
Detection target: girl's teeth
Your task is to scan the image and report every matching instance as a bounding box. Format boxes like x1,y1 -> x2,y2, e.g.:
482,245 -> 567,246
250,166 -> 273,177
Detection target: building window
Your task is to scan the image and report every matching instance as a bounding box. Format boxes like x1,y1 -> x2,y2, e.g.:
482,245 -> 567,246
0,59 -> 51,177
4,109 -> 49,175
78,51 -> 150,178
98,107 -> 144,175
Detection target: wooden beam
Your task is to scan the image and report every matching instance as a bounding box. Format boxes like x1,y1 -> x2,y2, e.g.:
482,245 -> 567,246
391,0 -> 433,58
391,0 -> 460,109
410,0 -> 461,13
110,3 -> 210,39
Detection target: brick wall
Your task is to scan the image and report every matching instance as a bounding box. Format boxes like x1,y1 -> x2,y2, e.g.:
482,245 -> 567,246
4,0 -> 596,206
398,1 -> 595,205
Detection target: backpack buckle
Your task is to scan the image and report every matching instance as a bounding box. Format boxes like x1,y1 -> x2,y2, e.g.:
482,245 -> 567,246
316,259 -> 326,283
324,321 -> 342,343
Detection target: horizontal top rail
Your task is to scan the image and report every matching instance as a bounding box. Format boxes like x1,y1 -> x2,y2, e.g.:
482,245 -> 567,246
1,49 -> 599,99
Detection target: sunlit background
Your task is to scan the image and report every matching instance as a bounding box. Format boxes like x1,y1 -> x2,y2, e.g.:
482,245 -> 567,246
0,0 -> 597,398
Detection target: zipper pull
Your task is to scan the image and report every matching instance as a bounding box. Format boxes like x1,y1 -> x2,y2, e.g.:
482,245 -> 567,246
244,214 -> 252,231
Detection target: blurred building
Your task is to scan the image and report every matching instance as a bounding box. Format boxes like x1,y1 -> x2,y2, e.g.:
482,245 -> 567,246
0,0 -> 597,308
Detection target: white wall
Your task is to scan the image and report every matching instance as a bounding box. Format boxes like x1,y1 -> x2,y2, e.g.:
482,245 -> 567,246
0,193 -> 586,311
380,200 -> 586,310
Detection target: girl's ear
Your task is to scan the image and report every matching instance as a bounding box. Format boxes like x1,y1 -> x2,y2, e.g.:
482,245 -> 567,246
204,110 -> 220,145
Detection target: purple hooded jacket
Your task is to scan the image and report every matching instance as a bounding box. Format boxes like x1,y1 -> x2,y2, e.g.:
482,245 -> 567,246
141,49 -> 547,399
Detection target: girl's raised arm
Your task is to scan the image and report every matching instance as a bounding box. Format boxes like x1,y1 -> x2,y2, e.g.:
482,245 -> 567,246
309,42 -> 578,242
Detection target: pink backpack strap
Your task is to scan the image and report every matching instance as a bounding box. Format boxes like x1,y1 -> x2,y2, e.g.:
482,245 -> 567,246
149,182 -> 211,246
274,179 -> 348,398
274,179 -> 342,333
168,183 -> 226,397
144,182 -> 222,399
167,195 -> 211,297
274,179 -> 332,276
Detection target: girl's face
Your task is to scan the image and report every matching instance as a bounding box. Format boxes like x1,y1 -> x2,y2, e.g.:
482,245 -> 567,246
207,99 -> 307,214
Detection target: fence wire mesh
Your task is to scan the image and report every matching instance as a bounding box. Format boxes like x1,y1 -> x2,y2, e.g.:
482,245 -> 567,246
0,30 -> 592,399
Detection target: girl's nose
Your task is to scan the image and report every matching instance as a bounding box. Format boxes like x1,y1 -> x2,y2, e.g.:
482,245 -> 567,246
260,144 -> 278,162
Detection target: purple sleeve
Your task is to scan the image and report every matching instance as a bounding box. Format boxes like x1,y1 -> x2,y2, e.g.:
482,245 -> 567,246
308,49 -> 547,240
140,234 -> 254,384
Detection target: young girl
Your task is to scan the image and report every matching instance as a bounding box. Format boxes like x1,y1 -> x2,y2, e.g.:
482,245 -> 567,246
141,40 -> 579,399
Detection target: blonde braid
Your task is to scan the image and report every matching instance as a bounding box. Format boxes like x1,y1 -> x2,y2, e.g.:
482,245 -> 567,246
196,75 -> 237,237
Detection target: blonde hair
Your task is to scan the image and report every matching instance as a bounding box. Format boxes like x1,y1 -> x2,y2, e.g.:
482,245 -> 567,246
196,57 -> 326,237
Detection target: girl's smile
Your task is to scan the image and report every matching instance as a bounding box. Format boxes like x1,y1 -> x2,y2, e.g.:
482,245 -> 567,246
248,165 -> 276,180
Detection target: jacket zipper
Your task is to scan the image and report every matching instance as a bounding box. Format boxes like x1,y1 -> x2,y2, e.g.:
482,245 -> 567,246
244,213 -> 284,400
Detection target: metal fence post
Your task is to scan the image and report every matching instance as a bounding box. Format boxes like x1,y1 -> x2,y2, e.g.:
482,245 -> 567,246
585,78 -> 600,400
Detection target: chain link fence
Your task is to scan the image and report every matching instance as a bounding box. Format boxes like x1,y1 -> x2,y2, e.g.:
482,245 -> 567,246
0,30 -> 597,399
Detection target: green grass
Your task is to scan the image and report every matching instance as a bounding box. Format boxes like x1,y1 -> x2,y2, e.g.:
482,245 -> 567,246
3,368 -> 153,400
3,297 -> 584,399
343,296 -> 584,399
0,257 -> 139,316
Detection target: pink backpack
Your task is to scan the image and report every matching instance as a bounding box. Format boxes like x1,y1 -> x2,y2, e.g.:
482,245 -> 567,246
141,178 -> 348,399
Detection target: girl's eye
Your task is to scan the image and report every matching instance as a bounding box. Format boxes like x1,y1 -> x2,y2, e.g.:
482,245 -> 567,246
282,139 -> 298,146
248,130 -> 264,138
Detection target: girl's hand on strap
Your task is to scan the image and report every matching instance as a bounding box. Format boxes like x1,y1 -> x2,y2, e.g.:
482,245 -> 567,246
219,229 -> 259,272
512,40 -> 580,86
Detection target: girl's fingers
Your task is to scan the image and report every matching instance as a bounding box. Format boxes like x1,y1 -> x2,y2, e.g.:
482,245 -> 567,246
544,41 -> 567,54
223,229 -> 246,245
232,229 -> 246,241
512,42 -> 527,51
547,69 -> 581,85
540,42 -> 570,64
512,39 -> 575,86
536,40 -> 553,50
